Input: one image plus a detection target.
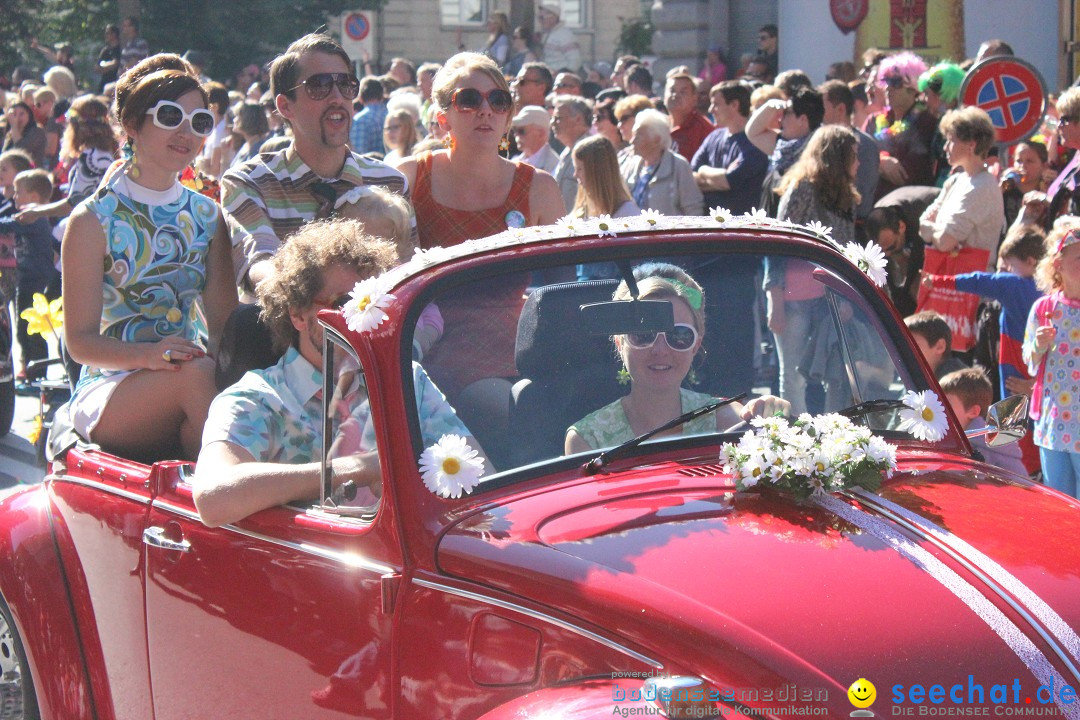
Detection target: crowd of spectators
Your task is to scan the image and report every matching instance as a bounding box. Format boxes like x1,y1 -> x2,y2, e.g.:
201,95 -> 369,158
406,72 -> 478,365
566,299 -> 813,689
2,10 -> 1079,496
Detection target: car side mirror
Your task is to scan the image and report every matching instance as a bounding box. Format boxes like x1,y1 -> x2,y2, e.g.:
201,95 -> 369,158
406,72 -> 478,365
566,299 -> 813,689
965,394 -> 1028,447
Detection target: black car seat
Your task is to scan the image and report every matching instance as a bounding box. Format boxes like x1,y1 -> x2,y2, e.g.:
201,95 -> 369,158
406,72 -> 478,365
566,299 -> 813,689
214,303 -> 282,390
509,279 -> 624,466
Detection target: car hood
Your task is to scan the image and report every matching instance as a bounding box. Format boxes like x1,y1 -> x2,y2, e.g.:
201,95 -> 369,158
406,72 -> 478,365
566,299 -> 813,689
438,453 -> 1080,715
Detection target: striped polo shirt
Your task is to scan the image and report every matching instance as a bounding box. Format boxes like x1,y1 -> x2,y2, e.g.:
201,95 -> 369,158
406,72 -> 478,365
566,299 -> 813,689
221,145 -> 410,292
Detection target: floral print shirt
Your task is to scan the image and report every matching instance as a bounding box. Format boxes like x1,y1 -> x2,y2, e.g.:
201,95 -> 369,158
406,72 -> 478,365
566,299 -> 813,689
76,176 -> 216,390
569,388 -> 718,450
202,348 -> 470,464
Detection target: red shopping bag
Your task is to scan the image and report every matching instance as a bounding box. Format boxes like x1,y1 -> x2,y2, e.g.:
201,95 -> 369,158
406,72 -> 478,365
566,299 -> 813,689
915,246 -> 990,352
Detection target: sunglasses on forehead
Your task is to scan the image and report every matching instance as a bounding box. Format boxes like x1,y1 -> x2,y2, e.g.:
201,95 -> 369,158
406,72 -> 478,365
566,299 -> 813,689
144,100 -> 216,136
289,72 -> 360,101
451,87 -> 514,114
625,323 -> 699,352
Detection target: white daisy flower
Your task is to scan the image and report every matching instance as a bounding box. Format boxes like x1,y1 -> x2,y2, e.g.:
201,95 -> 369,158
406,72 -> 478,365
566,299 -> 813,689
419,434 -> 486,498
804,220 -> 833,240
640,208 -> 665,226
898,390 -> 949,442
708,206 -> 733,224
843,241 -> 889,287
593,214 -> 617,238
342,276 -> 397,334
742,207 -> 769,224
555,214 -> 584,236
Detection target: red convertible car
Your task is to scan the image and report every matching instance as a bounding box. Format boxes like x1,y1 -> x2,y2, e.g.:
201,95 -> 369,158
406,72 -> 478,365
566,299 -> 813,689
1,215 -> 1079,720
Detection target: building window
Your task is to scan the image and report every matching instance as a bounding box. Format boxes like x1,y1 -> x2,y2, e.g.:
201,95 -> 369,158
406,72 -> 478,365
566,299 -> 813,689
441,0 -> 589,29
558,0 -> 586,28
441,0 -> 488,25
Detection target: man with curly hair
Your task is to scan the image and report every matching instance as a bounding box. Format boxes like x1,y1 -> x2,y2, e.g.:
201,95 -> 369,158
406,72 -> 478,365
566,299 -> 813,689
192,219 -> 479,527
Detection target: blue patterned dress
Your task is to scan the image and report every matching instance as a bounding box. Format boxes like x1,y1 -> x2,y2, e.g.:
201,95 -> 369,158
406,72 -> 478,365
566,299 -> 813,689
72,174 -> 217,393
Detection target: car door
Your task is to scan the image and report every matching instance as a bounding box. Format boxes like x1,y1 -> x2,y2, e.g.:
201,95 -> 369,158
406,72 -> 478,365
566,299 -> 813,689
142,332 -> 402,719
48,452 -> 158,720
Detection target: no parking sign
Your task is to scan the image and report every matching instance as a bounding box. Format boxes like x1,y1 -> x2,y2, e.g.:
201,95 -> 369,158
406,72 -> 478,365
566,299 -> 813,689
340,10 -> 375,60
959,56 -> 1046,146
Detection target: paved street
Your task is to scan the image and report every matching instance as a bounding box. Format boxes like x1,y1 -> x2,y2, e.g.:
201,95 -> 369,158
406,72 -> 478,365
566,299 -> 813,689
0,392 -> 44,486
1,304 -> 53,486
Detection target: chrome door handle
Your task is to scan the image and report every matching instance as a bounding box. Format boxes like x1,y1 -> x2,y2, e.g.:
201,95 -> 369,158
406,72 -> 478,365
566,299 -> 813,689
142,526 -> 191,553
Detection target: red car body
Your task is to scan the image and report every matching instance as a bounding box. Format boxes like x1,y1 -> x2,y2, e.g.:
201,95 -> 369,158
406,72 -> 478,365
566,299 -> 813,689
2,223 -> 1079,720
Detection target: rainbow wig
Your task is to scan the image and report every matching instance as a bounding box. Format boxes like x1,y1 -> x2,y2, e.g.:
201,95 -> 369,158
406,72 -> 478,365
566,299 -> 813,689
877,52 -> 929,90
918,62 -> 966,104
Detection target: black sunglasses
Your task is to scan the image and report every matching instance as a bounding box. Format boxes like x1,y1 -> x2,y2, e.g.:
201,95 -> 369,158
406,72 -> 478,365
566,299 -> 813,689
451,87 -> 514,114
883,74 -> 907,90
925,76 -> 944,94
312,293 -> 351,310
289,72 -> 360,101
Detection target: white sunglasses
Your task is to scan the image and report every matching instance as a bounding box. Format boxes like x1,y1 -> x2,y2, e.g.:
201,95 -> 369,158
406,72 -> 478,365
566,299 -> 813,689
144,100 -> 216,137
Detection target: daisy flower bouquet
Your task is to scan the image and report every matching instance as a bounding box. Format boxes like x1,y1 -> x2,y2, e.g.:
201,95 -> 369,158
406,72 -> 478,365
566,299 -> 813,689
719,414 -> 898,502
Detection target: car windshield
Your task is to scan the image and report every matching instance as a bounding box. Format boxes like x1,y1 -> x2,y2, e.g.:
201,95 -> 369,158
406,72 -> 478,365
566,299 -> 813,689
402,242 -> 927,482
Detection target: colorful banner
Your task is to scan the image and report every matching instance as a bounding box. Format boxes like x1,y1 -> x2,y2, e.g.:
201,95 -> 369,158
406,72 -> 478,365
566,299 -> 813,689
854,0 -> 966,64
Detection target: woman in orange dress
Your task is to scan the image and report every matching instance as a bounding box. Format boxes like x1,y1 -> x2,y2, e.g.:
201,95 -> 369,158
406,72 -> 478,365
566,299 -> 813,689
395,52 -> 563,449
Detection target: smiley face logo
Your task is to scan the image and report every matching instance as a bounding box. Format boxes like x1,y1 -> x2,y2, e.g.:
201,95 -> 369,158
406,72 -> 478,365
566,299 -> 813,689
848,678 -> 876,709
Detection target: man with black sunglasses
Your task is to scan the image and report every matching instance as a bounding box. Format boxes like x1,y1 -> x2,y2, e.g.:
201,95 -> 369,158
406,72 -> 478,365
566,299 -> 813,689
221,33 -> 412,300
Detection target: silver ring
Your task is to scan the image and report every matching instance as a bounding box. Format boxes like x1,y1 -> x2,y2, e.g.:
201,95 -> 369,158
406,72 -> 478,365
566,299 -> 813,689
162,349 -> 172,362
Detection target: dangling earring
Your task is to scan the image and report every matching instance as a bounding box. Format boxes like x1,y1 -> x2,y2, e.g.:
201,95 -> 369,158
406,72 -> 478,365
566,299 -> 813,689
617,366 -> 631,385
499,134 -> 510,152
442,134 -> 452,149
127,140 -> 141,179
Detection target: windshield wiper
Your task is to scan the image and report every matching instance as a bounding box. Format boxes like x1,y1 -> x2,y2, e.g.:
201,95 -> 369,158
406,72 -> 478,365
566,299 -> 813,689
583,393 -> 747,475
836,398 -> 908,421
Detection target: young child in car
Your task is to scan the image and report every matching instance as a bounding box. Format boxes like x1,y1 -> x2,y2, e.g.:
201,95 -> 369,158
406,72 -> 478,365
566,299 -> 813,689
940,367 -> 1027,476
336,185 -> 442,360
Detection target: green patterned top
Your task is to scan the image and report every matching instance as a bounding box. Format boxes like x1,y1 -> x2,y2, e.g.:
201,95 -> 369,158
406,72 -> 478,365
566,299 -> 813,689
75,175 -> 217,390
570,389 -> 719,450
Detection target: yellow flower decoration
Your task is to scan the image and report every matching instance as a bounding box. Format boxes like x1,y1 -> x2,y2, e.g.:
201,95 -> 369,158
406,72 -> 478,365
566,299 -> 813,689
19,293 -> 63,338
27,414 -> 43,446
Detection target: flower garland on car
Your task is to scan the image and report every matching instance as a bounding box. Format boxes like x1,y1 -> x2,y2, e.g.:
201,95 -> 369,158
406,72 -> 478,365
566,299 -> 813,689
719,390 -> 948,502
719,414 -> 897,502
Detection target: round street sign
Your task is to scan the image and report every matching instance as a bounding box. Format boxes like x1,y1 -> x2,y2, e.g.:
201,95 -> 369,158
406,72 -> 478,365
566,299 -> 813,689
959,56 -> 1046,146
345,12 -> 371,42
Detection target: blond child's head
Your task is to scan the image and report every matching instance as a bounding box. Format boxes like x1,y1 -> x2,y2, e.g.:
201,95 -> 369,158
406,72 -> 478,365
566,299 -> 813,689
1035,217 -> 1080,293
12,168 -> 52,209
335,186 -> 414,263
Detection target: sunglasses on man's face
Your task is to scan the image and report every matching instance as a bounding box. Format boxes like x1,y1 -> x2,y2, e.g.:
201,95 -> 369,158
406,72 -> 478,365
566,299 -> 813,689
883,75 -> 907,90
311,293 -> 351,310
625,323 -> 699,352
290,72 -> 360,101
144,100 -> 216,136
451,87 -> 514,114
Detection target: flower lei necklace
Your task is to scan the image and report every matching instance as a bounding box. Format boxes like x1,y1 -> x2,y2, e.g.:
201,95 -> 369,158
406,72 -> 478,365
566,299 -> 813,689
874,114 -> 911,141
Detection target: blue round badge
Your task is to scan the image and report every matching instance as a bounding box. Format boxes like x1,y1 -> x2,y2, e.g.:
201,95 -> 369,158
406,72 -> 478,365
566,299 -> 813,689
505,210 -> 526,229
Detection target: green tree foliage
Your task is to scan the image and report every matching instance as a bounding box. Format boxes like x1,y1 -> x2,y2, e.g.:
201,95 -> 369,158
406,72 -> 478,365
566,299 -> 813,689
140,0 -> 362,85
2,0 -> 386,90
0,0 -> 117,82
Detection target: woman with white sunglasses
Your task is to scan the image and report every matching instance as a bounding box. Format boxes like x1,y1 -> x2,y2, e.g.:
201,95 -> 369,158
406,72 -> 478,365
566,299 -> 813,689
61,57 -> 237,461
565,264 -> 788,453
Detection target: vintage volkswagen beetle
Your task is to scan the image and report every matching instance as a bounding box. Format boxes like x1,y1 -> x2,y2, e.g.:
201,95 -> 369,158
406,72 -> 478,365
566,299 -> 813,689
1,214 -> 1078,720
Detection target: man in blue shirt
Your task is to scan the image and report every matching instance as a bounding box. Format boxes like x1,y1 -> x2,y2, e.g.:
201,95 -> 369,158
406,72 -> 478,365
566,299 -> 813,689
692,80 -> 769,216
689,81 -> 770,398
349,77 -> 388,156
